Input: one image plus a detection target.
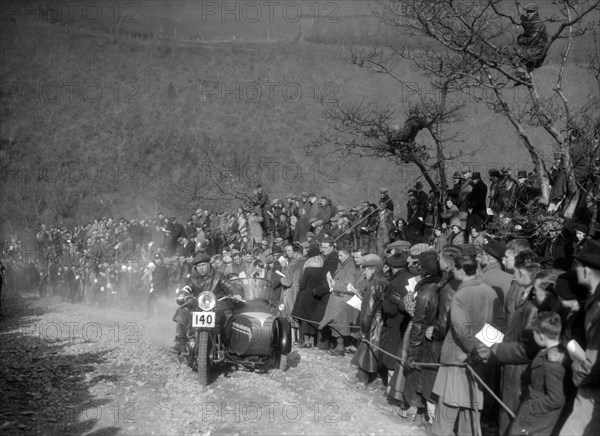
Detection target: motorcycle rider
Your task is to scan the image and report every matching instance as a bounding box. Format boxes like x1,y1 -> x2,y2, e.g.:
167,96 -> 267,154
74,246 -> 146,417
171,251 -> 242,354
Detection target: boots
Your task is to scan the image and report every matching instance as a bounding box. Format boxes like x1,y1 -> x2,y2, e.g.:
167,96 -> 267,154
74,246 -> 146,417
328,335 -> 345,356
316,331 -> 330,350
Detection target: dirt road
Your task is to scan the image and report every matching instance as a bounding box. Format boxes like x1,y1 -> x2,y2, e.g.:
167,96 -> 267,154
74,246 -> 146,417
0,291 -> 432,435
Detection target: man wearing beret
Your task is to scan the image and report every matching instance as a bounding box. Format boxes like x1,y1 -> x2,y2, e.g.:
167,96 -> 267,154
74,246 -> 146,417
560,240 -> 600,435
171,251 -> 241,354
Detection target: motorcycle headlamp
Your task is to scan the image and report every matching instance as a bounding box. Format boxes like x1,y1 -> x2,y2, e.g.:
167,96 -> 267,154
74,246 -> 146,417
197,291 -> 217,311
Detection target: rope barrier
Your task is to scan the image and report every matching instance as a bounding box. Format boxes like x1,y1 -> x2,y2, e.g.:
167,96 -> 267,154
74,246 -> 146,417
292,314 -> 515,420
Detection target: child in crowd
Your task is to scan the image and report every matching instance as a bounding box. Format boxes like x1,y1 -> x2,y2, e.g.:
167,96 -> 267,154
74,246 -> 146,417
510,312 -> 566,436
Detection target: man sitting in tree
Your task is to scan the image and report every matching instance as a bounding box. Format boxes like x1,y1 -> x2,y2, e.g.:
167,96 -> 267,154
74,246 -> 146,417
513,2 -> 548,80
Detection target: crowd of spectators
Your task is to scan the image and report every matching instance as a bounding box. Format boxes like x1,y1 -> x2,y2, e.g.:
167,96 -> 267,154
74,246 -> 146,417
1,161 -> 599,435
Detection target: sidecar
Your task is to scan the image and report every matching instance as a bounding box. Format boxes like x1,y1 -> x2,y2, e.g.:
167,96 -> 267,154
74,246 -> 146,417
222,277 -> 292,371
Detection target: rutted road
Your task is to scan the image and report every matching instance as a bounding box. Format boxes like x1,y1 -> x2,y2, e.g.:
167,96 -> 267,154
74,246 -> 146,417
0,291 -> 432,435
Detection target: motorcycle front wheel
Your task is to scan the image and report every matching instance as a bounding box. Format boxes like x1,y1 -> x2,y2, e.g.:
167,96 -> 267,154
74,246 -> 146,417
196,330 -> 211,386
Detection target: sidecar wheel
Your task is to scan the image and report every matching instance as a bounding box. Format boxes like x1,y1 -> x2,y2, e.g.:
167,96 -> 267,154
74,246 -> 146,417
197,331 -> 211,386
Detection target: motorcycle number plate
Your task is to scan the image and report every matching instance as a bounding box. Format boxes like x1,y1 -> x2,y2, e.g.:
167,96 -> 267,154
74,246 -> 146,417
192,312 -> 216,328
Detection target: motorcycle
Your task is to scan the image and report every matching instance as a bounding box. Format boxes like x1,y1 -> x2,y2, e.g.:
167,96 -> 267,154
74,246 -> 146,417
183,277 -> 292,386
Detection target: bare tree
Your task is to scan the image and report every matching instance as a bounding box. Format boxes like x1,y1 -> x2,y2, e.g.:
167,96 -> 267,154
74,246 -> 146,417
314,0 -> 599,218
376,0 -> 597,206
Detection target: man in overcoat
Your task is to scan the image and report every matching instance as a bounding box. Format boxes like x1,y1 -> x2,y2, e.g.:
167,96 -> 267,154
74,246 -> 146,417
432,255 -> 503,436
319,246 -> 359,356
346,254 -> 388,389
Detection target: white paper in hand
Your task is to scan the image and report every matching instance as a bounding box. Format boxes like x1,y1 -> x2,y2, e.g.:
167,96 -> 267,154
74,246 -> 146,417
326,271 -> 335,292
405,276 -> 419,295
238,271 -> 247,279
567,340 -> 586,364
346,295 -> 362,310
475,323 -> 504,347
275,270 -> 286,278
347,283 -> 361,297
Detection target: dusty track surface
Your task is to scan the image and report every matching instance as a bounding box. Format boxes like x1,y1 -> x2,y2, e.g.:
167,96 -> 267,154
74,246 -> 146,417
1,291 -> 433,435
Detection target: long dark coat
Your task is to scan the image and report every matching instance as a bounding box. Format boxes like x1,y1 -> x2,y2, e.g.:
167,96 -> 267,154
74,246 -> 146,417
380,268 -> 415,369
292,265 -> 326,334
509,345 -> 566,436
351,270 -> 388,373
404,275 -> 441,406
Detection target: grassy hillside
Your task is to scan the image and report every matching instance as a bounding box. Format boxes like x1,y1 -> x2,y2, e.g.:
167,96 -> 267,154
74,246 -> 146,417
0,2 -> 598,236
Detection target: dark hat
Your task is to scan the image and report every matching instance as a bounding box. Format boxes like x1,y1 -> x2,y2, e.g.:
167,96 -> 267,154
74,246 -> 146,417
192,252 -> 211,265
301,192 -> 308,197
472,172 -> 481,180
452,171 -> 462,179
574,223 -> 589,234
489,169 -> 501,178
415,181 -> 423,189
321,236 -> 335,245
386,252 -> 409,269
419,251 -> 440,276
362,254 -> 383,268
554,270 -> 589,301
517,170 -> 527,179
524,2 -> 538,11
271,245 -> 283,255
573,240 -> 600,270
483,240 -> 506,261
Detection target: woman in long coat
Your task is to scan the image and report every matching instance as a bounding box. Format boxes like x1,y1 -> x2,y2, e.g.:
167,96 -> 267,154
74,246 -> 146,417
401,251 -> 441,420
291,249 -> 323,346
